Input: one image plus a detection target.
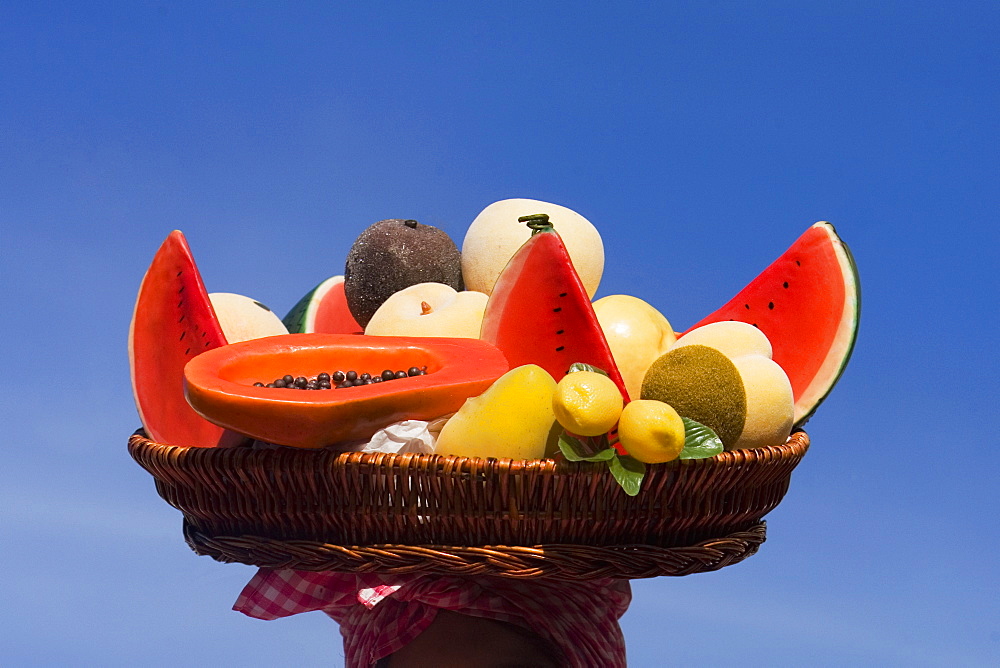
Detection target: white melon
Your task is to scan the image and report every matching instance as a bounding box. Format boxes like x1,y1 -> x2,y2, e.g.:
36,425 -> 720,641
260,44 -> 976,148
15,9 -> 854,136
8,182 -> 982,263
462,198 -> 605,297
209,292 -> 289,343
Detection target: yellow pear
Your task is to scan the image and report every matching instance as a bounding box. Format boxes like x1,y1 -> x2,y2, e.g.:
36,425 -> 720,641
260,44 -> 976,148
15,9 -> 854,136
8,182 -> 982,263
434,365 -> 557,460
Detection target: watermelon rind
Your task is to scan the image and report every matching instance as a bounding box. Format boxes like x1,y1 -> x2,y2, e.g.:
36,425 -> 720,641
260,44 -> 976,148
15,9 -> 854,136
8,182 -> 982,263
796,222 -> 860,425
283,276 -> 341,333
283,275 -> 362,334
686,221 -> 860,427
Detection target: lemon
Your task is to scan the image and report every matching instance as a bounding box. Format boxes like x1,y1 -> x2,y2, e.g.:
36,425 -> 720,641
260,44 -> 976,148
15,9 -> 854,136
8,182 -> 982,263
552,371 -> 624,437
617,400 -> 686,463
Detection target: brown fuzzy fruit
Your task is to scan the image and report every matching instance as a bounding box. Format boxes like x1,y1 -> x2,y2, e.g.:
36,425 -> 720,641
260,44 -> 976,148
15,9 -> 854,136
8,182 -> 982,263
344,219 -> 464,328
640,344 -> 747,449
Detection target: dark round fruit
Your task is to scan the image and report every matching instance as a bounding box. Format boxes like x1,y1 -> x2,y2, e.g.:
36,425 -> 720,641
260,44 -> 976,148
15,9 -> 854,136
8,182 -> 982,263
343,218 -> 465,327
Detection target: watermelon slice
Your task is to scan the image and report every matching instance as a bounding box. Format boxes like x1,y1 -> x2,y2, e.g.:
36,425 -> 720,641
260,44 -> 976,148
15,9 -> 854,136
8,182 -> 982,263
480,215 -> 630,402
128,231 -> 244,447
283,275 -> 364,335
685,221 -> 860,426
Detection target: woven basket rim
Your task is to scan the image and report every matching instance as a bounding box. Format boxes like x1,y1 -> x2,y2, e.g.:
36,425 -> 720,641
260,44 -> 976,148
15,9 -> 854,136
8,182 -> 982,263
129,428 -> 809,473
182,520 -> 770,579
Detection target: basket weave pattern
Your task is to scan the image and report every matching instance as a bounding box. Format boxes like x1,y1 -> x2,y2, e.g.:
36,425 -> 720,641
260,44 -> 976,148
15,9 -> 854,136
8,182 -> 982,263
129,430 -> 807,578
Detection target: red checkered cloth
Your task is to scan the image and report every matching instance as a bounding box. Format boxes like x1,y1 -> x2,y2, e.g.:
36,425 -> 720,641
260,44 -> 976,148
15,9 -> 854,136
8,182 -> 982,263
235,569 -> 631,667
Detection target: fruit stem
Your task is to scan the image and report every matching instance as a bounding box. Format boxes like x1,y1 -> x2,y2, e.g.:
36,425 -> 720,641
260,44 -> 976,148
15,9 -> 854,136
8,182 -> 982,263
420,301 -> 433,315
519,213 -> 553,235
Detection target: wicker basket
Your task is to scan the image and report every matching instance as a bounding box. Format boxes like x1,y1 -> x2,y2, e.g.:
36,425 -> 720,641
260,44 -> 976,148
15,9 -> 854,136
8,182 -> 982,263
129,429 -> 809,580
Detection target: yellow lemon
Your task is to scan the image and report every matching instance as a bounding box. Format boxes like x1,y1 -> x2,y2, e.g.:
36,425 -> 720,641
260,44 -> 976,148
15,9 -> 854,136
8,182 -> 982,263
617,400 -> 686,463
552,371 -> 624,437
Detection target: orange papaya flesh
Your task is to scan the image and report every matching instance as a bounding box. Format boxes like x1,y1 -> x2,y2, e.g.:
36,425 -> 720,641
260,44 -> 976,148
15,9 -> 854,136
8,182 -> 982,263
128,230 -> 246,448
183,333 -> 511,449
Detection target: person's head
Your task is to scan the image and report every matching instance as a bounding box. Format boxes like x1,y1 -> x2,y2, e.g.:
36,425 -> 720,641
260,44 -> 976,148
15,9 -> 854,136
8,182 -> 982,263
336,575 -> 631,667
373,609 -> 563,668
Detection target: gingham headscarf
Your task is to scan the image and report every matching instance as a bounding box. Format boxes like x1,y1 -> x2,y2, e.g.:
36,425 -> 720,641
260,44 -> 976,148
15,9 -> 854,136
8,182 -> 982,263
235,569 -> 631,667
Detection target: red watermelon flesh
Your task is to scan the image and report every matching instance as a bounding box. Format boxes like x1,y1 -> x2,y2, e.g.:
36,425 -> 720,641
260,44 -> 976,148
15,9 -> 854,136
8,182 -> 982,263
480,220 -> 630,403
685,221 -> 860,426
283,275 -> 364,335
128,231 -> 244,447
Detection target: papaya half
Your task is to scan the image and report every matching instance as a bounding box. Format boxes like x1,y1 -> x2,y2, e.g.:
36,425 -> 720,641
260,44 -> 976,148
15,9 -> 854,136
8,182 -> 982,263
183,333 -> 510,448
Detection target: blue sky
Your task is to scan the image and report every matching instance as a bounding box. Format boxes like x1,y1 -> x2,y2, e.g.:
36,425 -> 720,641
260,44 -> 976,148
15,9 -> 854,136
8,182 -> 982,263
2,2 -> 998,665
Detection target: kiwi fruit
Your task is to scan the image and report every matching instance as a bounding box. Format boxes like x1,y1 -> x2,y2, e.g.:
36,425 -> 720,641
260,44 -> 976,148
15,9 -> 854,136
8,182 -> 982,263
640,344 -> 747,449
344,219 -> 464,328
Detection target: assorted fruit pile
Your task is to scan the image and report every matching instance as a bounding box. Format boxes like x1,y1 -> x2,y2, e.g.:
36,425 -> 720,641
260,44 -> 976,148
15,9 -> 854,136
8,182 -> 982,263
128,198 -> 859,494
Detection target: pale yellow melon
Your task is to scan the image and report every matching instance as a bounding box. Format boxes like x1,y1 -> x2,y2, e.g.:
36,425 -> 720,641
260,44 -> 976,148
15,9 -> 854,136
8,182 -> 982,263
672,321 -> 772,359
728,354 -> 793,450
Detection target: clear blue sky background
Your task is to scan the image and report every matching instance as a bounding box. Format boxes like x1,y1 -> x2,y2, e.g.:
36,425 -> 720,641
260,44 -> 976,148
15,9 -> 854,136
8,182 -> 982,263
3,2 -> 998,666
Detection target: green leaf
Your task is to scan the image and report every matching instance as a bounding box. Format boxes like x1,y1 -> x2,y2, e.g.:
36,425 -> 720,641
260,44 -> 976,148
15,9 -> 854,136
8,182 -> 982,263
566,362 -> 609,377
558,433 -> 616,462
679,418 -> 725,459
608,455 -> 645,496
